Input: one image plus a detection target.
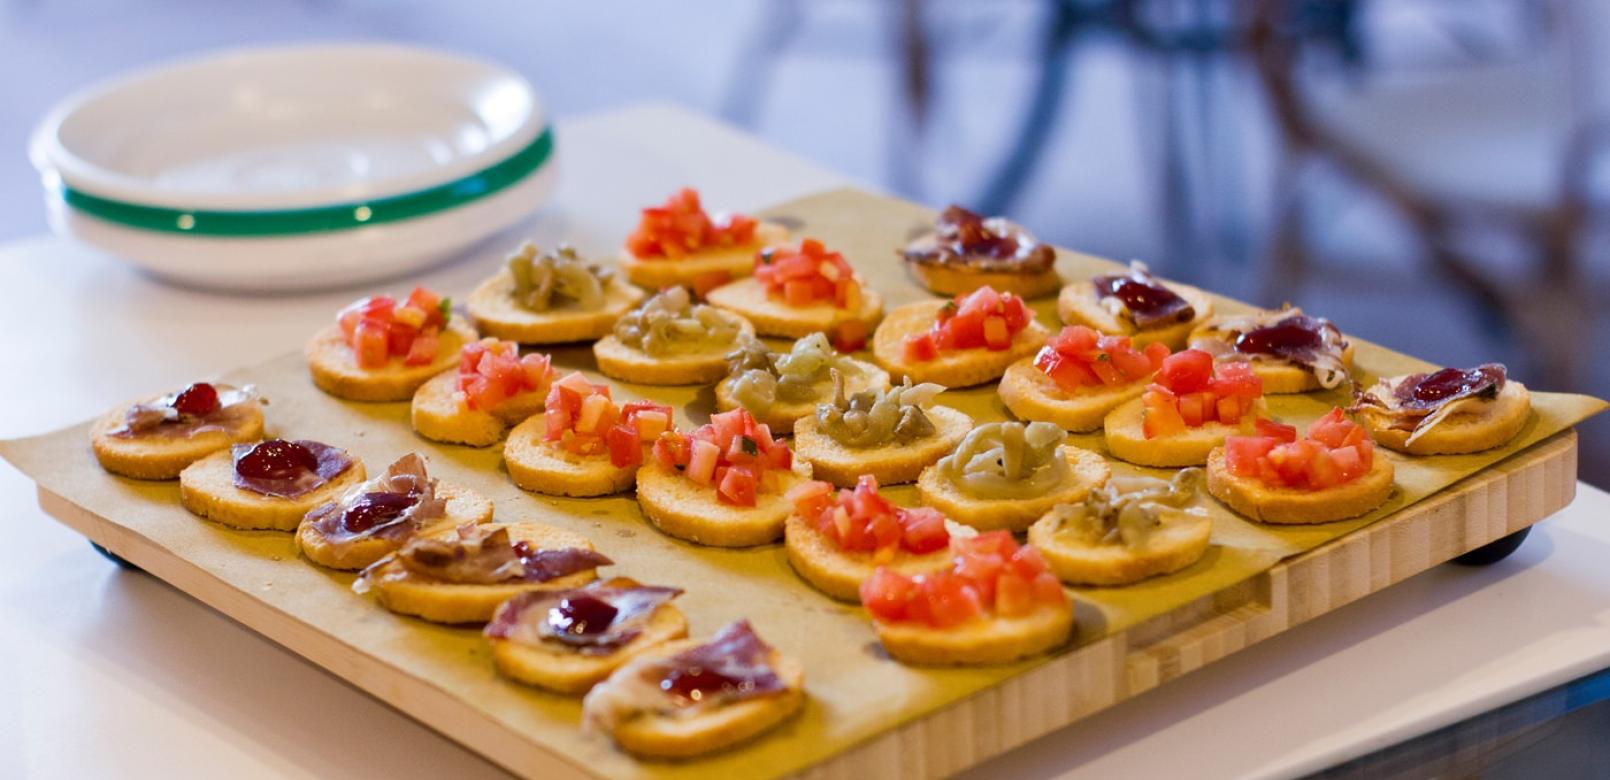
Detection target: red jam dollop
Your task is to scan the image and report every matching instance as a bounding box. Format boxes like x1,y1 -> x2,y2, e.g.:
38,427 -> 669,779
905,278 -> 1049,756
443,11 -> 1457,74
1233,314 -> 1328,359
1399,364 -> 1506,409
652,620 -> 784,705
1092,265 -> 1194,330
231,439 -> 352,498
171,382 -> 221,417
485,578 -> 683,654
903,205 -> 1055,272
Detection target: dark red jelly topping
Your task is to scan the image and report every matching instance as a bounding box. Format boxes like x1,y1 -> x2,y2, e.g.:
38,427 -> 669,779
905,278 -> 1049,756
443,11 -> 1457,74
1092,270 -> 1194,329
652,620 -> 784,705
546,594 -> 619,638
1397,364 -> 1506,409
340,491 -> 417,534
235,439 -> 319,481
1234,314 -> 1325,357
171,382 -> 221,417
659,667 -> 757,703
940,205 -> 1021,259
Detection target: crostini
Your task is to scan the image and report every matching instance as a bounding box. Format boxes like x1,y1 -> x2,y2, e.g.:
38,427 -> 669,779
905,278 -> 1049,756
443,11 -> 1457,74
901,205 -> 1060,298
306,287 -> 477,402
1027,468 -> 1211,585
1103,349 -> 1266,467
1350,363 -> 1530,455
1206,410 -> 1395,524
860,531 -> 1072,665
872,286 -> 1051,387
504,372 -> 672,497
412,339 -> 554,447
296,453 -> 493,571
1057,261 -> 1213,350
792,374 -> 973,487
635,408 -> 808,547
593,286 -> 755,386
1000,325 -> 1172,432
354,521 -> 610,624
582,620 -> 805,759
618,187 -> 790,292
90,382 -> 265,480
485,577 -> 688,695
468,242 -> 645,344
715,333 -> 890,434
705,238 -> 884,345
1188,306 -> 1353,393
179,438 -> 365,531
783,476 -> 956,601
916,421 -> 1110,533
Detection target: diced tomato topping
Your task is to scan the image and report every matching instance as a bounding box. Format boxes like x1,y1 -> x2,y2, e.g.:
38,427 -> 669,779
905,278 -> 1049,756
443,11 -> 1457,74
902,286 -> 1036,362
625,188 -> 759,259
1140,350 -> 1265,439
753,239 -> 863,310
691,270 -> 732,300
1223,409 -> 1376,490
790,476 -> 953,560
538,371 -> 665,467
454,339 -> 553,412
657,408 -> 793,506
352,318 -> 390,370
833,319 -> 869,353
1157,349 -> 1215,394
859,531 -> 1065,629
337,287 -> 450,370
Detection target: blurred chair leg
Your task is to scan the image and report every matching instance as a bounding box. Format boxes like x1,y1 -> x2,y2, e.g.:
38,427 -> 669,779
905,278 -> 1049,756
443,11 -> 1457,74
1261,152 -> 1309,305
976,0 -> 1081,215
719,0 -> 804,127
888,0 -> 932,196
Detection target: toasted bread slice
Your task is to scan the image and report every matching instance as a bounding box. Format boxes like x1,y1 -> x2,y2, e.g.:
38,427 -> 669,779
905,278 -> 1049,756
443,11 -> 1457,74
1205,447 -> 1395,524
306,317 -> 478,402
1057,277 -> 1214,350
490,602 -> 689,696
714,360 -> 890,435
1027,508 -> 1211,585
871,603 -> 1073,666
594,639 -> 806,758
916,447 -> 1110,532
178,448 -> 366,531
504,415 -> 640,497
362,522 -> 601,623
90,401 -> 265,480
871,300 -> 1051,387
295,483 -> 494,571
411,369 -> 547,447
908,263 -> 1062,299
998,357 -> 1149,433
593,312 -> 755,386
618,222 -> 790,290
792,405 -> 973,487
635,464 -> 808,547
1361,380 -> 1531,455
467,270 -> 645,344
1103,397 -> 1264,467
783,515 -> 954,601
704,276 -> 885,339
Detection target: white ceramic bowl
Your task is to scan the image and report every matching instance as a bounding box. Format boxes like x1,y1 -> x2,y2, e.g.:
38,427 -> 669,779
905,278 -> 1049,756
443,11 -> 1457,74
31,43 -> 555,291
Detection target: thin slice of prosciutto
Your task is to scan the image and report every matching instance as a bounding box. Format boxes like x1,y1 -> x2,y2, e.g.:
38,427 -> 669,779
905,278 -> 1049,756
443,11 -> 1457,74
305,453 -> 447,542
1351,363 -> 1507,445
231,439 -> 353,498
1091,262 -> 1194,330
113,384 -> 258,438
1192,307 -> 1351,390
485,577 -> 682,655
582,620 -> 787,732
392,523 -> 611,585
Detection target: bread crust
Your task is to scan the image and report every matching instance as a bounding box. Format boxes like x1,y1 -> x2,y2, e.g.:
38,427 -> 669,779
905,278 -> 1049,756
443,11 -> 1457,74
713,359 -> 889,435
363,522 -> 601,623
871,299 -> 1051,387
871,603 -> 1073,666
1057,277 -> 1214,350
305,316 -> 477,402
1187,322 -> 1357,393
907,262 -> 1062,299
635,464 -> 809,547
998,356 -> 1149,433
90,400 -> 265,480
1027,508 -> 1211,585
783,514 -> 955,601
1359,380 -> 1531,455
618,222 -> 790,290
178,448 -> 366,531
916,447 -> 1110,532
295,482 -> 494,571
504,415 -> 640,497
592,313 -> 755,386
704,276 -> 884,339
1103,396 -> 1264,467
1205,447 -> 1395,524
411,368 -> 546,448
467,269 -> 644,344
792,405 -> 973,487
490,602 -> 689,695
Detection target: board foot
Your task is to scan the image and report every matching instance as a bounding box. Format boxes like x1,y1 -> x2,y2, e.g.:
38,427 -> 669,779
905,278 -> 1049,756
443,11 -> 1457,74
90,541 -> 143,571
1452,527 -> 1532,567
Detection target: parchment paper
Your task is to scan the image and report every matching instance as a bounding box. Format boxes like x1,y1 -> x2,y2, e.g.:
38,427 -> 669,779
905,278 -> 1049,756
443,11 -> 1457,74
3,188 -> 1605,779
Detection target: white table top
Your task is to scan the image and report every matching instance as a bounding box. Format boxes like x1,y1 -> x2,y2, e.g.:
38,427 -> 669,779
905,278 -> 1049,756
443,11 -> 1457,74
2,103 -> 1608,780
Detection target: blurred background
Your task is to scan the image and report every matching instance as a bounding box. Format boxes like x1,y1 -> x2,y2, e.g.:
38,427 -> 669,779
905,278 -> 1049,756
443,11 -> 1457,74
2,0 -> 1606,484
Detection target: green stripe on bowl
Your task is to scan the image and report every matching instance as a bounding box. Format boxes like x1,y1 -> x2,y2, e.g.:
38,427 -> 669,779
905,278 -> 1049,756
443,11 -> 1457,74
59,126 -> 553,237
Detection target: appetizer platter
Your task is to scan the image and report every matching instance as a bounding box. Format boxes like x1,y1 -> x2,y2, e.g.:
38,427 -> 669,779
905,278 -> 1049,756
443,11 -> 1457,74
2,187 -> 1604,780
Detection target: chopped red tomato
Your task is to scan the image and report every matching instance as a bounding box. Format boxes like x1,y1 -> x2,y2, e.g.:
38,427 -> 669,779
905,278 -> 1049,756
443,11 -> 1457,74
833,319 -> 869,353
858,530 -> 1065,629
337,287 -> 451,370
542,372 -> 662,468
454,339 -> 552,412
1033,325 -> 1169,392
651,407 -> 793,506
903,286 -> 1035,362
1141,350 -> 1264,438
1223,408 -> 1375,489
788,476 -> 952,561
753,238 -> 863,310
625,187 -> 759,259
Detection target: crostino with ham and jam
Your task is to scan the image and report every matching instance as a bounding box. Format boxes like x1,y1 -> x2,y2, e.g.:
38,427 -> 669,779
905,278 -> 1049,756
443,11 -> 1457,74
1350,363 -> 1531,455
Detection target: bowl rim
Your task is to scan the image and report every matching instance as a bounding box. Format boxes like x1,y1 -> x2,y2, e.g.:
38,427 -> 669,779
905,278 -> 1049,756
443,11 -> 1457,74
30,42 -> 546,212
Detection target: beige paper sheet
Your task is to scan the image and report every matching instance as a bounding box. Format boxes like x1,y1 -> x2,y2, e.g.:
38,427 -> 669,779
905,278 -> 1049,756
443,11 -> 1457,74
2,188 -> 1605,779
